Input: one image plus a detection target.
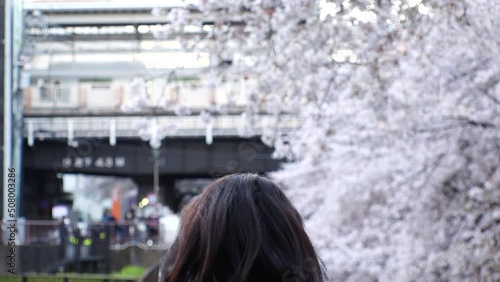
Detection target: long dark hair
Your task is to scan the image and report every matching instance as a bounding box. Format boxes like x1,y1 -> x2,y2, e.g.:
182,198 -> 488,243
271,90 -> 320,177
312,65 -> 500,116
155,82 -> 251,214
161,173 -> 326,282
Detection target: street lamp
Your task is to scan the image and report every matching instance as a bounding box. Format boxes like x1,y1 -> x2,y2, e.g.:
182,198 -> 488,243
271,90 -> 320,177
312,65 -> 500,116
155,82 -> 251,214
152,148 -> 160,201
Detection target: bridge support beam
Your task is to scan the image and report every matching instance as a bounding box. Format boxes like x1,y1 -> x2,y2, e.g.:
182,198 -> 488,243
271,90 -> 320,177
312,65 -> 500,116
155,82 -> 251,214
158,176 -> 177,213
22,170 -> 64,220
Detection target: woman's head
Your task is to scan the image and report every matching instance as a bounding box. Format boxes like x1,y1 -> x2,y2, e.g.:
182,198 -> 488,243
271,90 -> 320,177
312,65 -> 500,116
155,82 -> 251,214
162,173 -> 325,282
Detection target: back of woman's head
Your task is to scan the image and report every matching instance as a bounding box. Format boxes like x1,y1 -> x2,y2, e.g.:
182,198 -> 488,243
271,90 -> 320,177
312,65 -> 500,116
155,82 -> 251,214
161,173 -> 326,282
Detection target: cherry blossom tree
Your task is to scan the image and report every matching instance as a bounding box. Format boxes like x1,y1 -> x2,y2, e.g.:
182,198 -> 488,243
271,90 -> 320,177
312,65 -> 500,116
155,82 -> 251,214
145,0 -> 500,280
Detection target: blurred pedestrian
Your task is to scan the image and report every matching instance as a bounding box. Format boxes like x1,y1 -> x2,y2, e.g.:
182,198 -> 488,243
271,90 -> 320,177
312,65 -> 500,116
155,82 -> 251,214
125,209 -> 137,242
58,216 -> 69,258
102,209 -> 119,243
102,209 -> 116,222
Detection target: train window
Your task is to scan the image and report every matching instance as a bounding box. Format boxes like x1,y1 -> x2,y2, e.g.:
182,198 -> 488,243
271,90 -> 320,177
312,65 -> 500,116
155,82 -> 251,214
56,87 -> 70,103
40,86 -> 53,102
92,82 -> 111,90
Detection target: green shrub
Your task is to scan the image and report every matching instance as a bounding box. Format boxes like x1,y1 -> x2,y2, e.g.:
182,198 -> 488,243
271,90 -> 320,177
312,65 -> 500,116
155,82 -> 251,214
111,265 -> 145,278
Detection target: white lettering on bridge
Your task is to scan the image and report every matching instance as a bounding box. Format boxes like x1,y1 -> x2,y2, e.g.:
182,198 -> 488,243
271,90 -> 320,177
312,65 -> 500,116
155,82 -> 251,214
61,156 -> 126,169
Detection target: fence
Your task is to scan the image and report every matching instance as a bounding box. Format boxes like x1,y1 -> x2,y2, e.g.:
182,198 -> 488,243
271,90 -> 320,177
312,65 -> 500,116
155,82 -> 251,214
0,274 -> 137,281
1,220 -> 166,247
24,114 -> 299,141
0,220 -> 168,276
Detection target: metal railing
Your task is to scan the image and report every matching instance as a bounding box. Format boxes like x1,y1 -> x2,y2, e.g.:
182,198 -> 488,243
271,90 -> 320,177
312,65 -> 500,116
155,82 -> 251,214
0,220 -> 168,278
24,114 -> 299,141
0,275 -> 137,282
1,220 -> 169,247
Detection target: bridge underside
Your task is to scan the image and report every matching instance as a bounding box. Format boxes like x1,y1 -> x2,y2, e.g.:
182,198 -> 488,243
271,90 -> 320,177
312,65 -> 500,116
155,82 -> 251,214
22,137 -> 282,218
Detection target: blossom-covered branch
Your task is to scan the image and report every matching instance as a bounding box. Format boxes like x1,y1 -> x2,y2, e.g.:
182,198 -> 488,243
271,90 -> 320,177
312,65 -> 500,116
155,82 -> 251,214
150,1 -> 499,280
